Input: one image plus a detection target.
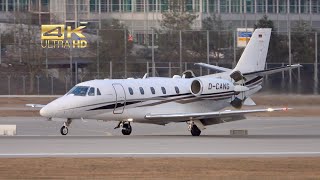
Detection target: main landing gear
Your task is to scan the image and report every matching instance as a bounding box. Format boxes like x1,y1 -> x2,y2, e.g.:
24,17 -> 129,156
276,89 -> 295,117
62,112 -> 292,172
60,118 -> 72,135
114,121 -> 132,135
188,121 -> 201,136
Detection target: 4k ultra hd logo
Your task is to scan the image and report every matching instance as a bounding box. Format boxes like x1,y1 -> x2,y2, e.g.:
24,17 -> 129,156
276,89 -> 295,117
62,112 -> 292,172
41,22 -> 88,48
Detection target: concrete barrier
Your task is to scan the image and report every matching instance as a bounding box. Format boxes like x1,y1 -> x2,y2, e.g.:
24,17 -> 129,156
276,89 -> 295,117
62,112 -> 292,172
0,125 -> 16,136
230,129 -> 248,136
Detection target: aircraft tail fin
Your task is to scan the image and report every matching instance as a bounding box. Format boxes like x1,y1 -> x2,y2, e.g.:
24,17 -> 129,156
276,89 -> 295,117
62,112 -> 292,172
233,28 -> 272,74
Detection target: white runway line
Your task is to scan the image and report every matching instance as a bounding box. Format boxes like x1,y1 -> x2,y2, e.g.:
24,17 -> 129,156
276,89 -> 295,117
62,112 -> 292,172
1,152 -> 320,157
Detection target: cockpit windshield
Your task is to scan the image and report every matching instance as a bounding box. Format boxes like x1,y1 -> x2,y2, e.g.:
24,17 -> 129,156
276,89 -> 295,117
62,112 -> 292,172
67,86 -> 89,96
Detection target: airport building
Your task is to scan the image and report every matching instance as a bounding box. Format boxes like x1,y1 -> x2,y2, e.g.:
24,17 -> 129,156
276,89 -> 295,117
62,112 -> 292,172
0,1 -> 320,32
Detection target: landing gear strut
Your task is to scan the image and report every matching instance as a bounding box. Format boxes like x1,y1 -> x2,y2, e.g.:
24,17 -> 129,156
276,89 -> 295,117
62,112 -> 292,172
115,121 -> 132,135
188,122 -> 201,136
60,119 -> 72,135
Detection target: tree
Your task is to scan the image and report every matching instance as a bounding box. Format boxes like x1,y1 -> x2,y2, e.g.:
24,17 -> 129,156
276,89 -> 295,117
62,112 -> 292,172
160,12 -> 198,31
291,20 -> 315,63
91,19 -> 133,77
202,14 -> 233,62
254,15 -> 288,63
13,12 -> 45,93
156,11 -> 198,63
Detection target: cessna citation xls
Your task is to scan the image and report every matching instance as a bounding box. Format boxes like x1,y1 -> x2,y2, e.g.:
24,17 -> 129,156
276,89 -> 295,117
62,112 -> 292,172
28,28 -> 301,136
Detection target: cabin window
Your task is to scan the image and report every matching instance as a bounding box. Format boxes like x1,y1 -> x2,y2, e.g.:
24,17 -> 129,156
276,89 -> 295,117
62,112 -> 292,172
139,87 -> 145,95
88,87 -> 95,96
97,88 -> 101,95
161,87 -> 166,94
128,87 -> 134,95
67,86 -> 89,96
150,87 -> 155,94
175,86 -> 180,94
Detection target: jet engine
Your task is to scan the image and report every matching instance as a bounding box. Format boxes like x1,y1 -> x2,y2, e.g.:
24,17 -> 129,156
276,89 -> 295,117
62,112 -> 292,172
190,78 -> 235,97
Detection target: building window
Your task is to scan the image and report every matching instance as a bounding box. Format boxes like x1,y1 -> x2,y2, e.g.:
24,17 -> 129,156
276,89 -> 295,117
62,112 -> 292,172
123,0 -> 132,12
161,87 -> 166,94
208,0 -> 217,13
101,0 -> 107,12
220,0 -> 228,13
257,0 -> 266,13
136,33 -> 145,45
231,0 -> 240,13
279,0 -> 287,14
136,0 -> 144,12
160,0 -> 168,12
149,0 -> 156,12
186,0 -> 193,12
150,87 -> 155,94
289,0 -> 299,13
128,87 -> 134,95
267,0 -> 276,13
112,0 -> 120,11
139,87 -> 145,95
246,0 -> 255,13
301,0 -> 310,13
174,86 -> 180,94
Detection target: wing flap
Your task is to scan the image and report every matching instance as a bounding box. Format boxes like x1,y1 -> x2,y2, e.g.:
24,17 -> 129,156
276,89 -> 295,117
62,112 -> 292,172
145,107 -> 290,120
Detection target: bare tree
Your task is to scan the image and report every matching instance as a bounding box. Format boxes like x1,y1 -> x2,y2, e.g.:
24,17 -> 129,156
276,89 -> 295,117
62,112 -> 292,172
13,12 -> 44,93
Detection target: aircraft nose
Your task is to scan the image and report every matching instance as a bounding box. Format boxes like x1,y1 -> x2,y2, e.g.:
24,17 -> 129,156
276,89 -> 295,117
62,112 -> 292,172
40,105 -> 50,117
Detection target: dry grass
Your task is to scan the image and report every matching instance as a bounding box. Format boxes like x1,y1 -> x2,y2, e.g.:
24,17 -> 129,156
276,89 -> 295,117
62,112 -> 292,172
0,157 -> 319,179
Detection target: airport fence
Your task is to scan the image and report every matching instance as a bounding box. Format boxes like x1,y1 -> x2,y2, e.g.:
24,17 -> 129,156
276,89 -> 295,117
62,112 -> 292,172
0,62 -> 318,95
0,29 -> 319,95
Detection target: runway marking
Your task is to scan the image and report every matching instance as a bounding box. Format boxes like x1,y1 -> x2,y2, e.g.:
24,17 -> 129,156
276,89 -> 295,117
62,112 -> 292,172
1,152 -> 320,157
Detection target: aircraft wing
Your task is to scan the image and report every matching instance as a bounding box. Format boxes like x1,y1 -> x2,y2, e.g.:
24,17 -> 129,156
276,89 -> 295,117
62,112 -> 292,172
243,64 -> 302,76
26,104 -> 46,108
194,63 -> 231,73
145,107 -> 290,121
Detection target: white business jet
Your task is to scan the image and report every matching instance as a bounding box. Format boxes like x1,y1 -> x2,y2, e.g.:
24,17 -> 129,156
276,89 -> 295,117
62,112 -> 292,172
29,28 -> 300,136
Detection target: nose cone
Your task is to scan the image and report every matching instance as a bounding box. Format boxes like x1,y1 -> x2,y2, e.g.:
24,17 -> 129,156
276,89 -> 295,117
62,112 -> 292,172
40,106 -> 49,117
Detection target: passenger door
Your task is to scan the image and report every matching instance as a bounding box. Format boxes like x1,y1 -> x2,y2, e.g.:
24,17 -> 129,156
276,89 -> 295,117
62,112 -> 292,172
112,83 -> 126,114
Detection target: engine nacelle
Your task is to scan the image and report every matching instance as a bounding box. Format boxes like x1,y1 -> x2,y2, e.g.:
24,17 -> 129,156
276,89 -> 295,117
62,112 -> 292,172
190,78 -> 235,96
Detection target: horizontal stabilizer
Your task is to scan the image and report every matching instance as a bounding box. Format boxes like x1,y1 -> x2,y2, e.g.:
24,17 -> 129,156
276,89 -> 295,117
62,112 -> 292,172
243,64 -> 302,76
194,63 -> 231,73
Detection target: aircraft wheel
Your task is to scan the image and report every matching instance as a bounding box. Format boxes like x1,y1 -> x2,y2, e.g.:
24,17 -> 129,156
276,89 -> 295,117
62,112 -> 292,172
122,123 -> 132,135
60,126 -> 68,135
190,125 -> 201,136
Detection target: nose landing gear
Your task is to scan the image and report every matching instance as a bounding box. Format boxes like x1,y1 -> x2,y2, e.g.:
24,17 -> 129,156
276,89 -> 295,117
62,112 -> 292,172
60,119 -> 72,135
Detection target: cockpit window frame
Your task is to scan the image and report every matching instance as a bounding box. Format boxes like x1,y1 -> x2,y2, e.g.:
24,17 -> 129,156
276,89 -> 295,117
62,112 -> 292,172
67,86 -> 90,96
88,87 -> 95,96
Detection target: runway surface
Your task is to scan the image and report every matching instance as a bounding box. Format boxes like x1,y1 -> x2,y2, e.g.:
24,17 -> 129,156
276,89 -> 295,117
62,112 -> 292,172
0,116 -> 320,157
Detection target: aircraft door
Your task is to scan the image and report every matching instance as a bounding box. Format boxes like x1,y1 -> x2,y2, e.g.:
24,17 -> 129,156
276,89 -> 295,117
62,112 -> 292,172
112,83 -> 126,114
